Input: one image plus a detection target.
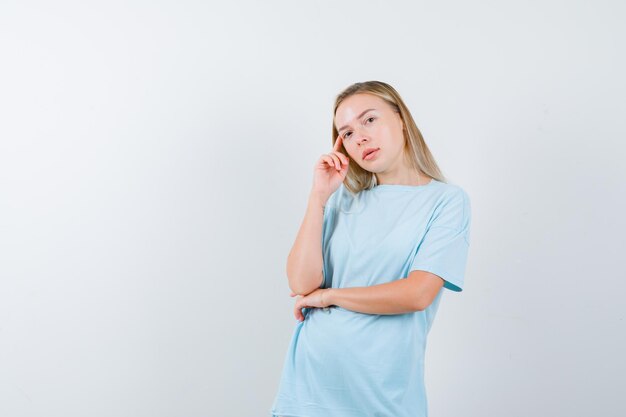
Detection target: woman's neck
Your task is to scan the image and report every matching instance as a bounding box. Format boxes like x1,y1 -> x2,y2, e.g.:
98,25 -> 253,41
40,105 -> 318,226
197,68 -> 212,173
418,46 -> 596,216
376,169 -> 429,186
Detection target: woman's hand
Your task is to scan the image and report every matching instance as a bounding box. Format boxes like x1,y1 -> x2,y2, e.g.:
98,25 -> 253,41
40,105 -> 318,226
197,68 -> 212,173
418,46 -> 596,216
290,289 -> 332,322
311,135 -> 350,203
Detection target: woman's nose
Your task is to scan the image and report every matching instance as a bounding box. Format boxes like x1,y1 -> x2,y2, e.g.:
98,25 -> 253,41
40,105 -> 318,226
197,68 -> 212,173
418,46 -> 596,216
355,133 -> 369,145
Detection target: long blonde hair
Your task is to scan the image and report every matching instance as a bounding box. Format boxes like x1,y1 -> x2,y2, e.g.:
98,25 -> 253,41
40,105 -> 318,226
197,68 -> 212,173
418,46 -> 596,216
332,81 -> 446,195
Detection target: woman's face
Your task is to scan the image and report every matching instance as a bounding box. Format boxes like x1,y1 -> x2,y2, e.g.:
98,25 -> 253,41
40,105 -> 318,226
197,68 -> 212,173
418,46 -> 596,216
334,93 -> 407,175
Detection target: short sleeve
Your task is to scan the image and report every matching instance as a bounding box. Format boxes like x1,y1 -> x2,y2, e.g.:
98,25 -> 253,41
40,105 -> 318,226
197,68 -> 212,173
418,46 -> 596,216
409,188 -> 471,292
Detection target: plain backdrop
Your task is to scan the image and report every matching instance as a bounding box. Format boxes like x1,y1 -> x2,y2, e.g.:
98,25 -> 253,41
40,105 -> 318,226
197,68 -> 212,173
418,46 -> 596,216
1,1 -> 625,416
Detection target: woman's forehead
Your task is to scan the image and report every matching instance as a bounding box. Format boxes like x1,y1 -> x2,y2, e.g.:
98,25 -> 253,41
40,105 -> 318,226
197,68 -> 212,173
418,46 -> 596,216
335,94 -> 388,126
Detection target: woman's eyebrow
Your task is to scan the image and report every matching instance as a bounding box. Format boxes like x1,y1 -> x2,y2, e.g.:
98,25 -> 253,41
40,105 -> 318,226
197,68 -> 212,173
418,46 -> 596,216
337,108 -> 376,133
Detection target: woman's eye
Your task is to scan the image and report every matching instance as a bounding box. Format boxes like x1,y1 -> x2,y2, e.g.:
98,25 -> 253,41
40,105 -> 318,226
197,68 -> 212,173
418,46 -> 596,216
343,132 -> 352,139
367,117 -> 375,123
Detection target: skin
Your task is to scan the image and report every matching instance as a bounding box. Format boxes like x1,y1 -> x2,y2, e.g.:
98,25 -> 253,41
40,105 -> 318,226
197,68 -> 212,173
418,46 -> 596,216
290,93 -> 443,322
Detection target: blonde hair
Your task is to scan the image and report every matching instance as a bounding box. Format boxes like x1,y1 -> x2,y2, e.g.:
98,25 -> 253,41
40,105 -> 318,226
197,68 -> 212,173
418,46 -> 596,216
332,81 -> 447,195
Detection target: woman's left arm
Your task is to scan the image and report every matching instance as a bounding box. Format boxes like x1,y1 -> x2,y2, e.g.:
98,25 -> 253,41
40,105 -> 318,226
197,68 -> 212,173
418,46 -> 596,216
292,270 -> 444,320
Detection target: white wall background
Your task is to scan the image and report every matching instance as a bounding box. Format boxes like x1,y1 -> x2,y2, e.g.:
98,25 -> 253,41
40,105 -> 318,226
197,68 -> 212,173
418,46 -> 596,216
1,1 -> 624,416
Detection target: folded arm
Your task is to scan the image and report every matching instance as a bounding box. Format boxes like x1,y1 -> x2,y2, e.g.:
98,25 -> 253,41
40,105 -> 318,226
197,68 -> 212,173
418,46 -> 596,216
325,270 -> 444,315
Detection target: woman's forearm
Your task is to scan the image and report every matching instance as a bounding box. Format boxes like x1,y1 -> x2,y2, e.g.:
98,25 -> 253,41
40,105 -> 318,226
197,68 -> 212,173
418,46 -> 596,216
286,190 -> 327,296
325,278 -> 423,315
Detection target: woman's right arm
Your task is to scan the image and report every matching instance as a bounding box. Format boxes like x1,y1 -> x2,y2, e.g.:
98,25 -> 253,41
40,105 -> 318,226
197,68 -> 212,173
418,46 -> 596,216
286,191 -> 327,296
286,135 -> 350,296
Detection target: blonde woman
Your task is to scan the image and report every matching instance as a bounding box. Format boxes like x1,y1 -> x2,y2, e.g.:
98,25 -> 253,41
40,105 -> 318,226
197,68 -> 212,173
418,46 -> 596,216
270,81 -> 472,417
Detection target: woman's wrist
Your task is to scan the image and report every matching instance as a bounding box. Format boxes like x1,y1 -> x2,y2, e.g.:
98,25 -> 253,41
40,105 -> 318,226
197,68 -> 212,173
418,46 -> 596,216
323,288 -> 334,307
309,190 -> 328,210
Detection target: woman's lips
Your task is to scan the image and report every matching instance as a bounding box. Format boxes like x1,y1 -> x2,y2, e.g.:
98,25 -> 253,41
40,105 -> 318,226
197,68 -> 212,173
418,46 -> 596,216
363,149 -> 379,161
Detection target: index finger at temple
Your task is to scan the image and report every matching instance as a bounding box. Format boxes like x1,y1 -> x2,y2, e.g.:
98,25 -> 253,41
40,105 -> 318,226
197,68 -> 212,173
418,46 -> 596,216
333,134 -> 343,152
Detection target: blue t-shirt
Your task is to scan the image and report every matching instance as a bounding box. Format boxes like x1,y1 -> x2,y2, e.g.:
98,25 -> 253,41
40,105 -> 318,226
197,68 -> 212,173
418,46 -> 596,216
271,178 -> 471,417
